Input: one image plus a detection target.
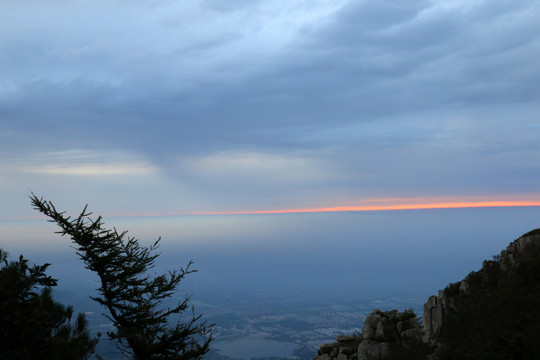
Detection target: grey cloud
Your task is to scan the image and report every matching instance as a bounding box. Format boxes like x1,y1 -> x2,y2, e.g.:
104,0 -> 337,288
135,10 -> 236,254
2,0 -> 540,206
292,0 -> 540,106
5,1 -> 539,133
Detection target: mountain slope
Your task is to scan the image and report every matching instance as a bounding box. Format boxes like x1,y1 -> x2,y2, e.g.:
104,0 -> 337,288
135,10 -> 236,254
314,230 -> 540,360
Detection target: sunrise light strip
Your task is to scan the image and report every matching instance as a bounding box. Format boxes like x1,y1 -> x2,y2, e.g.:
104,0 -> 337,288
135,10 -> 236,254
4,200 -> 540,221
192,201 -> 540,215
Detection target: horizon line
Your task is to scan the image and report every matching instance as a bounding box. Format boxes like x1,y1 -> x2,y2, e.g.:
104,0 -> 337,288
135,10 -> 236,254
3,199 -> 540,221
191,200 -> 540,215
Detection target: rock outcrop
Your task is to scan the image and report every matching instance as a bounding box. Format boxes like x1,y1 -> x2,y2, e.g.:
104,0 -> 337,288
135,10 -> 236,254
314,335 -> 362,360
314,309 -> 421,360
422,231 -> 540,347
422,290 -> 446,346
500,232 -> 539,268
314,230 -> 540,360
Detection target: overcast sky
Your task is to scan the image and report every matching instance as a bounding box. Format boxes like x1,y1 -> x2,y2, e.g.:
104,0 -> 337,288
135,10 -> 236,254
2,0 -> 540,219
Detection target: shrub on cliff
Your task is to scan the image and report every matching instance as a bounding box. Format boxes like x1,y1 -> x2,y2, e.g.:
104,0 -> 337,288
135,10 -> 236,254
436,233 -> 540,360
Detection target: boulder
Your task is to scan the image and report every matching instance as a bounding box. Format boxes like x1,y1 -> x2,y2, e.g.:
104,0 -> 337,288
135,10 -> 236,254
314,354 -> 330,360
357,340 -> 390,360
318,342 -> 340,355
396,320 -> 405,334
422,291 -> 447,345
375,318 -> 386,340
336,335 -> 356,343
409,317 -> 420,331
340,346 -> 356,356
400,328 -> 421,341
385,309 -> 398,321
362,313 -> 381,340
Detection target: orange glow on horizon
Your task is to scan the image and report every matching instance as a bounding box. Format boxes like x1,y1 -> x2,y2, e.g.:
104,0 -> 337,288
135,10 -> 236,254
4,198 -> 540,221
192,200 -> 540,215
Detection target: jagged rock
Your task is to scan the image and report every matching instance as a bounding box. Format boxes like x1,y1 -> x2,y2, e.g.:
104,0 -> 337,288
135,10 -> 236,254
422,232 -> 540,347
385,309 -> 397,321
500,234 -> 537,269
319,342 -> 340,355
396,311 -> 413,321
353,309 -> 421,358
315,309 -> 421,359
396,320 -> 404,333
315,336 -> 363,360
314,231 -> 540,360
422,290 -> 447,345
314,353 -> 330,360
340,346 -> 356,356
459,280 -> 469,294
336,335 -> 356,343
409,317 -> 420,331
316,308 -> 422,359
400,328 -> 421,341
375,318 -> 386,340
362,312 -> 381,340
357,340 -> 390,360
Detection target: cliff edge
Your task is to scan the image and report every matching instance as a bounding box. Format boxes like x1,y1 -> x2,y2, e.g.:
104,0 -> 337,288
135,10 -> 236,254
314,230 -> 540,360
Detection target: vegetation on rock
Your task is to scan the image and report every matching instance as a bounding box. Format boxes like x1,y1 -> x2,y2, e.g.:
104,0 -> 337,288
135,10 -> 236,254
436,231 -> 540,360
314,229 -> 540,360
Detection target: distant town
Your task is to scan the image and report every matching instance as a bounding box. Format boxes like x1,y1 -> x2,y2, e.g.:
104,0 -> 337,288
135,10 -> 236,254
196,295 -> 426,360
61,283 -> 427,360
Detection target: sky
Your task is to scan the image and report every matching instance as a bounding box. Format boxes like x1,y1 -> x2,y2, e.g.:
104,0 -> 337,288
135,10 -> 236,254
3,1 -> 540,322
2,0 -> 540,219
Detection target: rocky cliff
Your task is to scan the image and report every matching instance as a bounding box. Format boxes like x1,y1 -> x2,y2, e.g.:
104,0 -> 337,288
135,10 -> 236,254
313,309 -> 425,360
314,230 -> 540,360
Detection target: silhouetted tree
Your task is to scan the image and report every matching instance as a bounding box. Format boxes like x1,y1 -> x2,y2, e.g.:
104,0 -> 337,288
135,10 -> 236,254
0,249 -> 98,360
31,194 -> 213,360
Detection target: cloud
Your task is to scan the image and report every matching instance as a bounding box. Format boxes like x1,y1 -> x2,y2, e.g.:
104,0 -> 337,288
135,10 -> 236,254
0,149 -> 158,176
178,150 -> 338,183
1,0 -> 540,216
0,148 -> 210,220
3,0 -> 539,154
21,163 -> 153,176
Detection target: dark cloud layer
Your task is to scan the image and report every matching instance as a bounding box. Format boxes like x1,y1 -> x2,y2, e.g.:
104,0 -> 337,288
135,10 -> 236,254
1,0 -> 540,215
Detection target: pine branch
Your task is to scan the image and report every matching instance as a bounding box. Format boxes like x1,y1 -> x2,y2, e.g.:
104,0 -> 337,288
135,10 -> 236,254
30,194 -> 214,360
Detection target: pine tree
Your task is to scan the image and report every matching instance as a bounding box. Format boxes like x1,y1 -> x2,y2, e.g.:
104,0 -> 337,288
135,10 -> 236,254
31,194 -> 213,360
0,249 -> 98,360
